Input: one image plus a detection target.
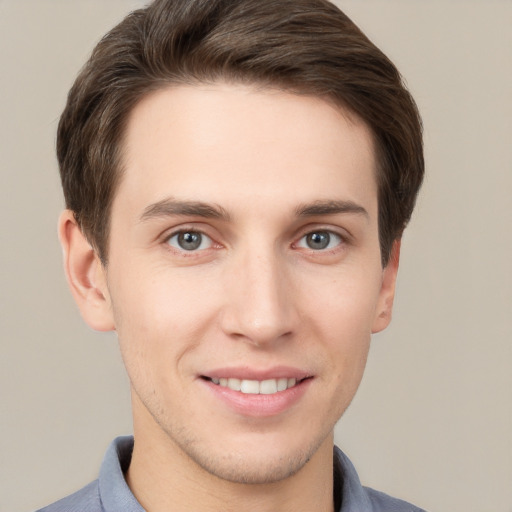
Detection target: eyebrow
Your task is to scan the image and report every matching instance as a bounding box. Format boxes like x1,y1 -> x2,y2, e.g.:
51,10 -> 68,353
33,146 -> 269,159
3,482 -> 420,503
140,197 -> 368,223
295,199 -> 369,219
140,198 -> 231,222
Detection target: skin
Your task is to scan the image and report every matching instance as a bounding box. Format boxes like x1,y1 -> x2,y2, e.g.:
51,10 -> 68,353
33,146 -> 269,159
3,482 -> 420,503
60,83 -> 399,512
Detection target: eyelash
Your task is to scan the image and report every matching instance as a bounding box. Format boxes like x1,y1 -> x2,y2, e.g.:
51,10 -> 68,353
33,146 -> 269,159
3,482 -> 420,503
165,229 -> 216,253
294,230 -> 344,252
163,227 -> 348,255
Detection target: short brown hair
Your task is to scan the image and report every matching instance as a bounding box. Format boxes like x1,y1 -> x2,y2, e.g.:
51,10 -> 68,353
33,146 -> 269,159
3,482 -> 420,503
58,0 -> 423,266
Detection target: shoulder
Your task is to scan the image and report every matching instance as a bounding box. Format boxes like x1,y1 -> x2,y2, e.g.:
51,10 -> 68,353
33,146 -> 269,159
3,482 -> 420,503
35,480 -> 101,512
34,436 -> 139,512
334,446 -> 427,512
364,486 -> 427,512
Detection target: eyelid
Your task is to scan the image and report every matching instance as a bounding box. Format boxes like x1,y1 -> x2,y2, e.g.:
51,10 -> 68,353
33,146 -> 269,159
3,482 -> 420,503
166,231 -> 213,251
296,229 -> 346,251
293,223 -> 351,243
161,224 -> 222,253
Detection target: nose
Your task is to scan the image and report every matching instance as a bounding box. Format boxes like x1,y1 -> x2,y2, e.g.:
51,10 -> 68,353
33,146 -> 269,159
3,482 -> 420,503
219,245 -> 298,347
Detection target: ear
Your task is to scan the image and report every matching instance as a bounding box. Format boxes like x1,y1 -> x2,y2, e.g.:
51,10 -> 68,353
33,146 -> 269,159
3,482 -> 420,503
58,210 -> 115,331
371,240 -> 401,334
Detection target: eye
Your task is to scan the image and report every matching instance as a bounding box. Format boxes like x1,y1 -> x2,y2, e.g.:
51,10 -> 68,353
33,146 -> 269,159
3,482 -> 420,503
167,231 -> 213,251
297,231 -> 342,251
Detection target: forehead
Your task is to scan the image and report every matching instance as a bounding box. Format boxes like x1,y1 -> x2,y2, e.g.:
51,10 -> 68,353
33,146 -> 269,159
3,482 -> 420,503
116,83 -> 378,220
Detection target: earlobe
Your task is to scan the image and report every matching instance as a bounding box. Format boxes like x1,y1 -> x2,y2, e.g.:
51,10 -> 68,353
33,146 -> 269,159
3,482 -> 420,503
58,210 -> 115,332
371,240 -> 401,334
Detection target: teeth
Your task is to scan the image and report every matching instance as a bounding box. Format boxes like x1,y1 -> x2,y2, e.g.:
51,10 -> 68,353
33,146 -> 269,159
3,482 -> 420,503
212,377 -> 299,394
260,379 -> 277,394
277,378 -> 288,391
240,380 -> 260,394
227,378 -> 241,391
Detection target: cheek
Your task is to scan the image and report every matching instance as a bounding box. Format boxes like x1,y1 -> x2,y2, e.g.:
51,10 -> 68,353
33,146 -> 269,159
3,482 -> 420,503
109,266 -> 219,378
300,267 -> 380,383
305,267 -> 382,338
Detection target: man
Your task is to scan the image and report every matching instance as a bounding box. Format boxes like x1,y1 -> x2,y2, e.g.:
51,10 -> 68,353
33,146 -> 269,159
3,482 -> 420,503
39,0 -> 425,510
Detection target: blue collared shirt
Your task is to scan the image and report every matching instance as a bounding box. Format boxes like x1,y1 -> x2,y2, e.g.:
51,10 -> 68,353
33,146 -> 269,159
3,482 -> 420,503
36,436 -> 426,511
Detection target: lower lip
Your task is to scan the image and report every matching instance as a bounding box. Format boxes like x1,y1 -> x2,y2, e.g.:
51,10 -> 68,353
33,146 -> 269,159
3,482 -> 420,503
201,378 -> 312,417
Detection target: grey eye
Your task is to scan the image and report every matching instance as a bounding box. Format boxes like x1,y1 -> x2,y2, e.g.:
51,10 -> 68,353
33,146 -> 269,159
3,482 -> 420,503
167,231 -> 212,251
298,231 -> 342,250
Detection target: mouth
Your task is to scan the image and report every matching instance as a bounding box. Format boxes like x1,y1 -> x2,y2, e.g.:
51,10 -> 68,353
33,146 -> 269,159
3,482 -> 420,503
202,376 -> 309,395
200,369 -> 314,416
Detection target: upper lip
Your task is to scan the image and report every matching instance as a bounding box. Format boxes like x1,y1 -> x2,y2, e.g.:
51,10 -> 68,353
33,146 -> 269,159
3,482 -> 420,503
201,366 -> 312,381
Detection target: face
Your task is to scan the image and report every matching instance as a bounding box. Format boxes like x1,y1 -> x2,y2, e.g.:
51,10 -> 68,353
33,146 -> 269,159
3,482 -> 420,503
92,83 -> 398,484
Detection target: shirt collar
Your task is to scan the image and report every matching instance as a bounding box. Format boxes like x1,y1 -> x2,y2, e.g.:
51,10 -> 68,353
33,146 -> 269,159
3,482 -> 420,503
334,446 -> 372,511
99,436 -> 144,512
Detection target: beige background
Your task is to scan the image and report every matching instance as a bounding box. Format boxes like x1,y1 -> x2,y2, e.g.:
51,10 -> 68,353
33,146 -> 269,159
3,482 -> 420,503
1,1 -> 511,511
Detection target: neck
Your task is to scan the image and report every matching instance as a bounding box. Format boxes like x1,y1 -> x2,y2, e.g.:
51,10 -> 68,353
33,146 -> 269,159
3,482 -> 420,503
126,401 -> 335,512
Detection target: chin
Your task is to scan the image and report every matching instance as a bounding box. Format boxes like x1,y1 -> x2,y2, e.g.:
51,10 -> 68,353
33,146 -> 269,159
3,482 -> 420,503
164,423 -> 334,485
186,444 -> 315,485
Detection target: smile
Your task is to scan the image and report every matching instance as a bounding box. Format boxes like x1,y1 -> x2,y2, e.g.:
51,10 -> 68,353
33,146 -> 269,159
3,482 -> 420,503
207,377 -> 299,395
201,370 -> 313,416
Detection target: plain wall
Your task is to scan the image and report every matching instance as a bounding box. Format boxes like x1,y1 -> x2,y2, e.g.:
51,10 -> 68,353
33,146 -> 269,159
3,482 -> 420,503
1,1 -> 510,511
